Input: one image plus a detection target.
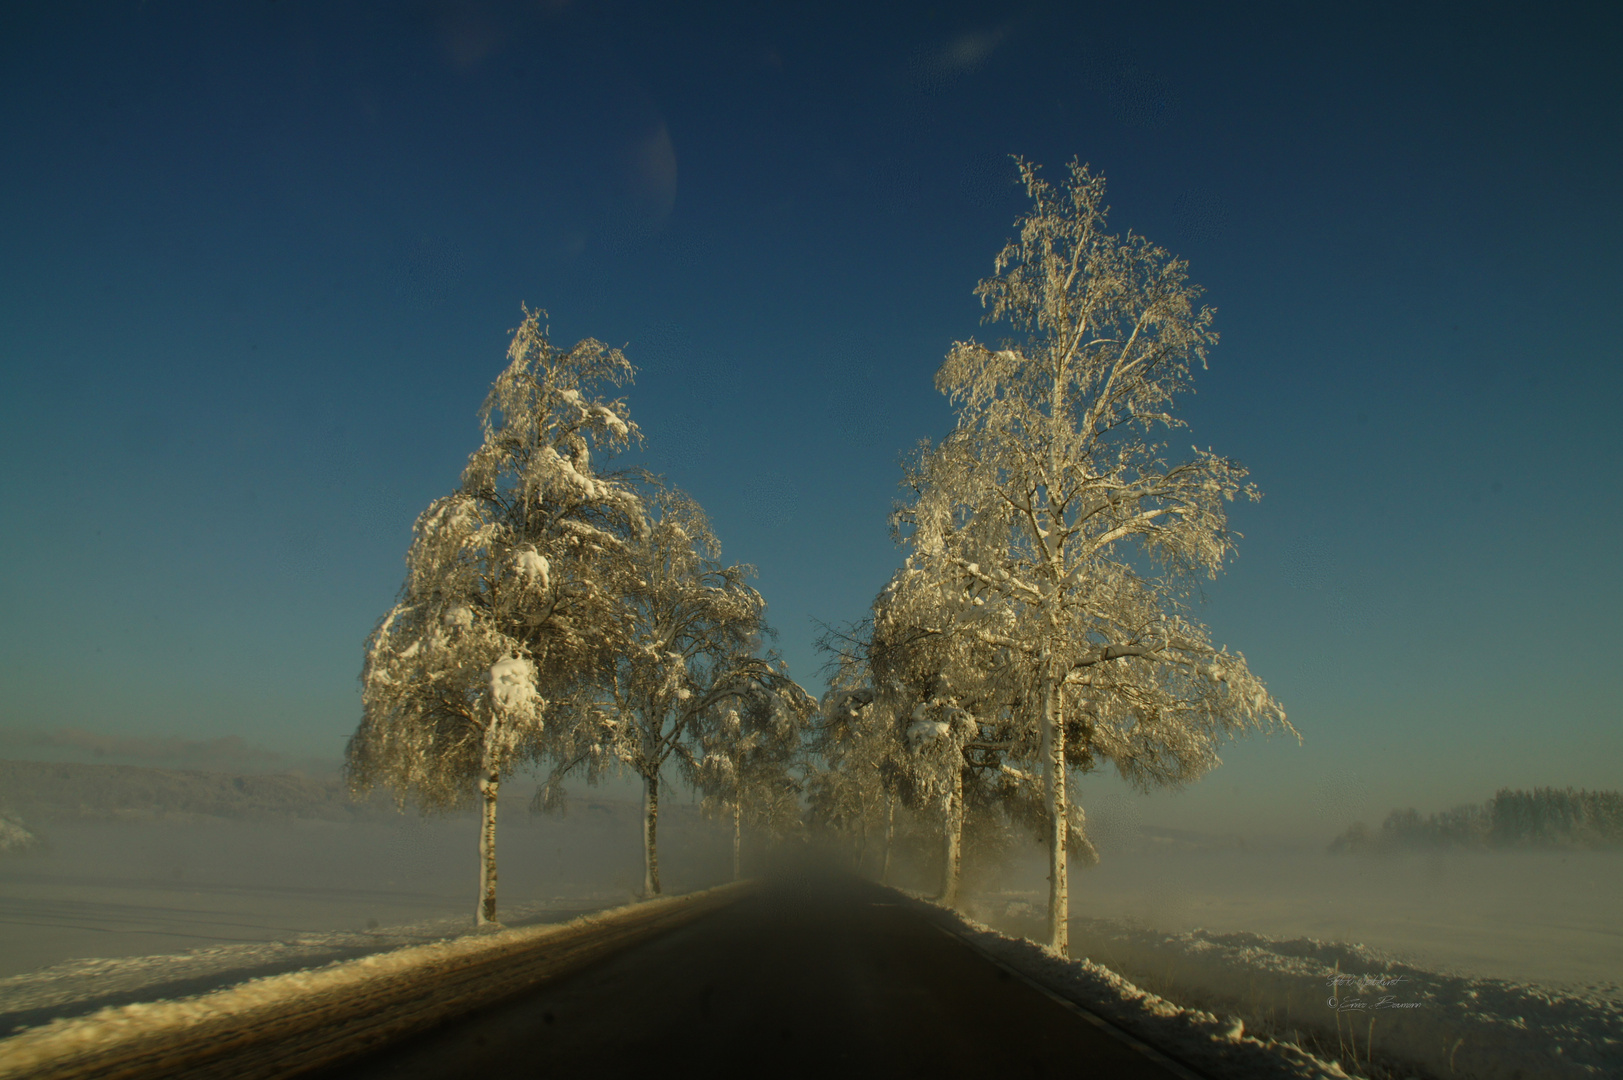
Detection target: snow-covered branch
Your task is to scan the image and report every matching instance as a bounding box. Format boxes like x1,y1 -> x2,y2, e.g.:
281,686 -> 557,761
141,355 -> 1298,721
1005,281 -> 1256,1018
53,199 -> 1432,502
877,158 -> 1293,949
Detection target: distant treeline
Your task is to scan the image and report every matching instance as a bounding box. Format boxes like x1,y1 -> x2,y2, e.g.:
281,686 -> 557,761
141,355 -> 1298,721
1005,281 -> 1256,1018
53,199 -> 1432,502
1330,787 -> 1623,853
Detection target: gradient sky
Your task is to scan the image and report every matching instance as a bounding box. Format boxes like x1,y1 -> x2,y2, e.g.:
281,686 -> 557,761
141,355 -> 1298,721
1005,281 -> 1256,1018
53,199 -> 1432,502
1,1 -> 1618,838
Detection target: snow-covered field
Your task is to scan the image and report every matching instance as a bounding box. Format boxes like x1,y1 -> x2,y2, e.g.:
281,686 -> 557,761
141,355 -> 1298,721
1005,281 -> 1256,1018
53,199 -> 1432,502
5,808 -> 1619,1078
0,796 -> 732,1031
935,898 -> 1622,1080
1051,841 -> 1623,994
0,885 -> 748,1080
950,841 -> 1623,1079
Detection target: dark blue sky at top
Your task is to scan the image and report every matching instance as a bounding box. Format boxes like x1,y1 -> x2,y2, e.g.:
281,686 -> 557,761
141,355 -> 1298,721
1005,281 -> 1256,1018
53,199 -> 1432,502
1,0 -> 1618,834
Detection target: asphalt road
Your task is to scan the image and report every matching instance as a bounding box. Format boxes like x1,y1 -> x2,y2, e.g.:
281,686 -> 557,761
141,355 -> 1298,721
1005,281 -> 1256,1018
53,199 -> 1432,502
312,874 -> 1198,1080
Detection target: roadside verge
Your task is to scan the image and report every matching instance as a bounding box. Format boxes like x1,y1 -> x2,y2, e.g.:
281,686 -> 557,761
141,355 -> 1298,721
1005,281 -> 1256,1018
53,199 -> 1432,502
896,888 -> 1358,1080
0,882 -> 754,1080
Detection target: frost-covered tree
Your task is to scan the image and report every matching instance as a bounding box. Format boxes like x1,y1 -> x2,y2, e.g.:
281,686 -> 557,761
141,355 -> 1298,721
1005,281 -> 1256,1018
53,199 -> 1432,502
814,573 -> 1095,905
806,652 -> 895,874
539,479 -> 799,895
866,575 -> 985,904
347,307 -> 642,926
895,159 -> 1297,952
808,634 -> 942,886
869,565 -> 1086,907
695,679 -> 815,880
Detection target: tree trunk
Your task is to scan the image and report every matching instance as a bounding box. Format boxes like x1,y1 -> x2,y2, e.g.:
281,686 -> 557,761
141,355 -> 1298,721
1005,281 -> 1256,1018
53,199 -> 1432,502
880,794 -> 895,886
732,800 -> 742,881
642,771 -> 661,896
1042,671 -> 1068,954
941,761 -> 965,906
477,768 -> 500,926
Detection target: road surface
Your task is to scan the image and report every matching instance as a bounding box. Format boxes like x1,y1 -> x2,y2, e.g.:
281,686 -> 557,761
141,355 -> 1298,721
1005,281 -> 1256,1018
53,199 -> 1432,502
313,874 -> 1199,1079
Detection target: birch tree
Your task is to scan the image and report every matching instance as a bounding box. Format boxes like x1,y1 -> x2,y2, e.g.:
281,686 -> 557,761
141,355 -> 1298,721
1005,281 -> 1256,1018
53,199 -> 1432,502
539,479 -> 797,895
806,654 -> 895,875
695,679 -> 815,880
895,158 -> 1297,952
347,307 -> 643,926
807,627 -> 957,889
869,565 -> 1076,907
817,569 -> 1094,905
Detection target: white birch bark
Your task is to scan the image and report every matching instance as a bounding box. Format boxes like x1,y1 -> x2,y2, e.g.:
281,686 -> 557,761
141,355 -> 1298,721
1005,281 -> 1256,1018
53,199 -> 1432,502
941,757 -> 965,906
642,771 -> 661,896
477,765 -> 500,926
880,793 -> 895,886
1042,669 -> 1068,953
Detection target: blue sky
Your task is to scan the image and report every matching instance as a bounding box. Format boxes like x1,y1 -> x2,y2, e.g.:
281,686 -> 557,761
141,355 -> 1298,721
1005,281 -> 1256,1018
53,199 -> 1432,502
1,1 -> 1618,836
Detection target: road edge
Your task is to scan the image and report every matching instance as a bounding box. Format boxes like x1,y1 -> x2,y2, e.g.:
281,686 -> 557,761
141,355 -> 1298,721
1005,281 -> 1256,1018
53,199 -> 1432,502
891,887 -> 1356,1080
0,881 -> 757,1080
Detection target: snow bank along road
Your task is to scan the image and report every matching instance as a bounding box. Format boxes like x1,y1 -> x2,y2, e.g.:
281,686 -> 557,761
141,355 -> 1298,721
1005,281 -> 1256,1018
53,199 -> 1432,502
3,873 -> 1388,1080
1,875 -> 1221,1080
0,884 -> 747,1080
310,874 -> 1207,1080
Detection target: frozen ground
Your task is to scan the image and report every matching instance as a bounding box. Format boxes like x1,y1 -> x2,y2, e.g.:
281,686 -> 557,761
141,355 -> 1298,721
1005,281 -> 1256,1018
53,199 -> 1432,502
6,806 -> 1619,1078
944,840 -> 1623,1079
0,886 -> 744,1080
0,895 -> 621,1038
0,795 -> 732,1031
1056,842 -> 1623,994
936,898 -> 1623,1080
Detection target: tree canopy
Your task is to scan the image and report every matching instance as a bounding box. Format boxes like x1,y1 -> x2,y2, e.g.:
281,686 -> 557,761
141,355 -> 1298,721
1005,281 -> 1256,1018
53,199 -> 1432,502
347,307 -> 644,924
879,158 -> 1296,950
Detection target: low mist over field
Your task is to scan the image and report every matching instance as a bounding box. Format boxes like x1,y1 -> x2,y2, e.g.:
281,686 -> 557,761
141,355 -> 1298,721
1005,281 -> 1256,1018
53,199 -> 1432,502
0,758 -> 731,984
0,729 -> 338,779
3,757 -> 1617,1001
